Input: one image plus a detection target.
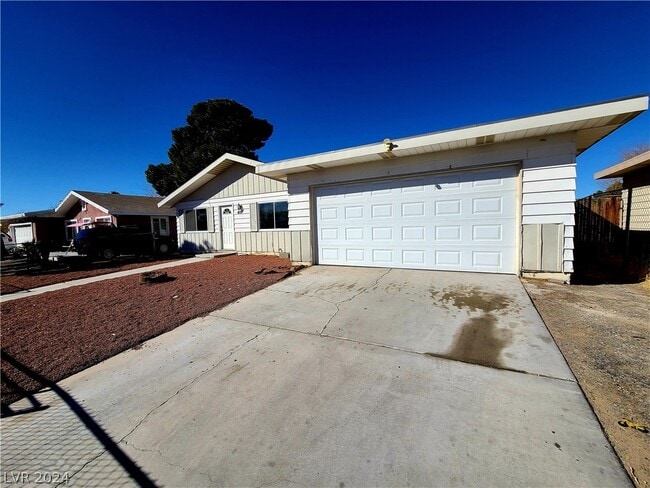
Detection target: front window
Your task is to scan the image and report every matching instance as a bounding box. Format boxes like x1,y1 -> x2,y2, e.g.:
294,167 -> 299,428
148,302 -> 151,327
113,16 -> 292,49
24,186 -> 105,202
95,216 -> 112,225
185,209 -> 208,232
152,217 -> 170,236
259,201 -> 289,229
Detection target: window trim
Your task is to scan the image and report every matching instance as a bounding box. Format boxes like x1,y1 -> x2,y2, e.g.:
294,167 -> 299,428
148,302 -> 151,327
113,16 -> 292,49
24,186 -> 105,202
184,208 -> 209,232
151,216 -> 170,236
258,201 -> 289,230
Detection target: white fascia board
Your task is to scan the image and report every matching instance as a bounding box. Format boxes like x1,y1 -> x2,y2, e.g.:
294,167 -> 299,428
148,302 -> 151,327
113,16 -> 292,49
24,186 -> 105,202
54,191 -> 110,216
0,209 -> 55,220
595,150 -> 650,179
158,153 -> 261,208
258,96 -> 649,178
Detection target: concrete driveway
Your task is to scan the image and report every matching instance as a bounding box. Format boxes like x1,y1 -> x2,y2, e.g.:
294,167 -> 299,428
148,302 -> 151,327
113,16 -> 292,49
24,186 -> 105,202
2,266 -> 629,487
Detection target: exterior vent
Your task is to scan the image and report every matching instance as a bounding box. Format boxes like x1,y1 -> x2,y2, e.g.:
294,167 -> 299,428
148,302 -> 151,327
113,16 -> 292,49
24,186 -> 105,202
475,134 -> 495,145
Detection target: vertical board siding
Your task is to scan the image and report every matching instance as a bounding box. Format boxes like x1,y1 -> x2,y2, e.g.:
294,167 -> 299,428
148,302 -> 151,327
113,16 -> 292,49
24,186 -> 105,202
178,231 -> 220,252
234,230 -> 311,262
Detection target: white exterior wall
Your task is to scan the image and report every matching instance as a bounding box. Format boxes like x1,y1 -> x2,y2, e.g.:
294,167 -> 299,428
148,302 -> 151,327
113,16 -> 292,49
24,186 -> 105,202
285,133 -> 577,273
173,169 -> 311,260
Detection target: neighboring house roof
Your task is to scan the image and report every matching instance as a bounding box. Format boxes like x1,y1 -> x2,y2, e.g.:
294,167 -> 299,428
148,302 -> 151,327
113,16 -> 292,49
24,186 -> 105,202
158,153 -> 262,208
55,190 -> 175,217
0,209 -> 58,222
594,150 -> 650,179
258,95 -> 649,179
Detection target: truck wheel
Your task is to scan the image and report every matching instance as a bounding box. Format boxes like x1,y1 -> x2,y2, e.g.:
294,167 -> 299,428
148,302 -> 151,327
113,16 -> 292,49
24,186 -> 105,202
157,242 -> 170,254
102,248 -> 116,260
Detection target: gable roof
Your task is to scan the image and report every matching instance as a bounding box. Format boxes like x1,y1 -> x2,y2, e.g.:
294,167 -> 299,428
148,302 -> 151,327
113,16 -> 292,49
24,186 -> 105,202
158,153 -> 262,208
595,150 -> 650,179
55,190 -> 175,217
258,95 -> 649,179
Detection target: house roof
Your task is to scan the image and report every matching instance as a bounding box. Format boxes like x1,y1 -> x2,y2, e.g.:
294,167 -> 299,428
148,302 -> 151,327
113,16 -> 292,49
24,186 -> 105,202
594,150 -> 650,179
158,153 -> 262,208
55,190 -> 175,217
0,209 -> 57,222
258,95 -> 649,179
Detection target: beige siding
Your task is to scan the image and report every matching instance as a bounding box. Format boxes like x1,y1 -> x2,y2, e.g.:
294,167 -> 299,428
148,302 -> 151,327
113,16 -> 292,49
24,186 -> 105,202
621,185 -> 650,231
183,164 -> 287,203
178,231 -> 220,252
235,231 -> 311,262
175,164 -> 295,256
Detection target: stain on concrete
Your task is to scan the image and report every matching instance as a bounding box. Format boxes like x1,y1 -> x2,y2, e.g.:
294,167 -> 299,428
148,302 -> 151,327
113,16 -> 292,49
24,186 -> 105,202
222,362 -> 247,381
439,313 -> 513,369
432,285 -> 512,314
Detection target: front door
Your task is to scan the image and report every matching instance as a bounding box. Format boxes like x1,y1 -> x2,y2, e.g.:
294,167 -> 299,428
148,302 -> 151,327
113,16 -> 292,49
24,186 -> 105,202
220,206 -> 235,250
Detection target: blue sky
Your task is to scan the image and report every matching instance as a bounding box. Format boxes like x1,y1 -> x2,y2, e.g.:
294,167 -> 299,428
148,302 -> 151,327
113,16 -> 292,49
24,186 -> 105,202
2,1 -> 649,215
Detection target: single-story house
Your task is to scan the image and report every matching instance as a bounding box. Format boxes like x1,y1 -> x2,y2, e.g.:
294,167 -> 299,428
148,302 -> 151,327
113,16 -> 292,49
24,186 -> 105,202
595,150 -> 650,231
159,95 -> 648,280
0,209 -> 65,248
55,190 -> 178,243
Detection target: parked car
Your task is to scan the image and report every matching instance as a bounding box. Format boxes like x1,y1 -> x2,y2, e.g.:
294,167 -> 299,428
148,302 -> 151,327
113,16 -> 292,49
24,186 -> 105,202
1,231 -> 18,254
73,225 -> 175,260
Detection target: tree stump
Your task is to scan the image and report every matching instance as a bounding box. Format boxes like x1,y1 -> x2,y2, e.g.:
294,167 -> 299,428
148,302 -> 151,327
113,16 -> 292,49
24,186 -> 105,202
140,271 -> 168,285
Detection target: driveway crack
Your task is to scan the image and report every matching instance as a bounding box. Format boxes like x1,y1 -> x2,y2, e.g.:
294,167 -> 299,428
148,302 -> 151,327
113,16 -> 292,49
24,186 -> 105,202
55,450 -> 107,487
320,269 -> 391,335
119,329 -> 268,443
123,439 -> 217,485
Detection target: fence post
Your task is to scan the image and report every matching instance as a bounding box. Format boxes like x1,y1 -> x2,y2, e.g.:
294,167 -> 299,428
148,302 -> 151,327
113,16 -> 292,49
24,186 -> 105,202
623,187 -> 633,270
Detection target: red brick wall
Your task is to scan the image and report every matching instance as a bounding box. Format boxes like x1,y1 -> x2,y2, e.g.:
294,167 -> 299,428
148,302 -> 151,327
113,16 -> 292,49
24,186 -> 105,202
66,201 -> 114,224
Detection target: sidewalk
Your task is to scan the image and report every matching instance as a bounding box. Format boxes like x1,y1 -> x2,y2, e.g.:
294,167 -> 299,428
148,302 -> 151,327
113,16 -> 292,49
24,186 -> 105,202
0,255 -> 232,303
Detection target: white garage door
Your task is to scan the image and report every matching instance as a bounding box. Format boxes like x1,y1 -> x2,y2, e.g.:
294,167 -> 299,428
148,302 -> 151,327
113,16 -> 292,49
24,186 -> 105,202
315,166 -> 518,273
11,224 -> 34,244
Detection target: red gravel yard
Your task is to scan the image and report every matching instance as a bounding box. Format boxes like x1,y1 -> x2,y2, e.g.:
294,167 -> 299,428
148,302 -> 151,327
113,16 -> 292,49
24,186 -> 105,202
0,256 -> 187,295
1,254 -> 294,405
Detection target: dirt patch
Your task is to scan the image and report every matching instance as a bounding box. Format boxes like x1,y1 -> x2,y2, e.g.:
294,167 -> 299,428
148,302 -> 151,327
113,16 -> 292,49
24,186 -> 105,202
432,285 -> 512,313
1,255 -> 294,406
523,279 -> 650,487
0,256 -> 187,295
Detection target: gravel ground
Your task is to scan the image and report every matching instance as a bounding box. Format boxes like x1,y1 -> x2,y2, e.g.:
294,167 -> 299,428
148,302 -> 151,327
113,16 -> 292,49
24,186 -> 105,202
1,254 -> 293,406
523,278 -> 650,487
0,256 -> 187,295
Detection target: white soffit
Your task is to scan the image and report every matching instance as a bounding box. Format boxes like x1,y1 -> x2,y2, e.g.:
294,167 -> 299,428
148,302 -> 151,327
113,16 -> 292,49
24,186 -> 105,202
258,95 -> 648,179
158,153 -> 262,208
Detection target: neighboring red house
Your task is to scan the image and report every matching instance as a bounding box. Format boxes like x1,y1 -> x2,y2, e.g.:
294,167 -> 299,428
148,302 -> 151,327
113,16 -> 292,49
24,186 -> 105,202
0,209 -> 66,248
54,190 -> 177,244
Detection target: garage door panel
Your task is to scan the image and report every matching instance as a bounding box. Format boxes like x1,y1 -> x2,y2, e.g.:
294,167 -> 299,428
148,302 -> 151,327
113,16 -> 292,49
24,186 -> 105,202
315,167 -> 518,273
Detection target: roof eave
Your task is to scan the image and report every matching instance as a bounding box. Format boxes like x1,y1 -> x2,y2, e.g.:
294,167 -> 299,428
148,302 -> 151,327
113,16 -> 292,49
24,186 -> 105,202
158,153 -> 262,208
54,190 -> 110,216
258,95 -> 649,179
595,150 -> 650,179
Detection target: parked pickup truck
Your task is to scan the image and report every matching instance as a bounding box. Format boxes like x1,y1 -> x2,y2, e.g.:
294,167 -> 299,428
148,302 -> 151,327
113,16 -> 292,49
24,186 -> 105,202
73,225 -> 175,260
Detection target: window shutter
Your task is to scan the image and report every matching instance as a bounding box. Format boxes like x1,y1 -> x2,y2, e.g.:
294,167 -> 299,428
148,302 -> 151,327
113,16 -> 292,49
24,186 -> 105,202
185,210 -> 197,232
207,207 -> 215,232
250,203 -> 259,231
177,211 -> 185,233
